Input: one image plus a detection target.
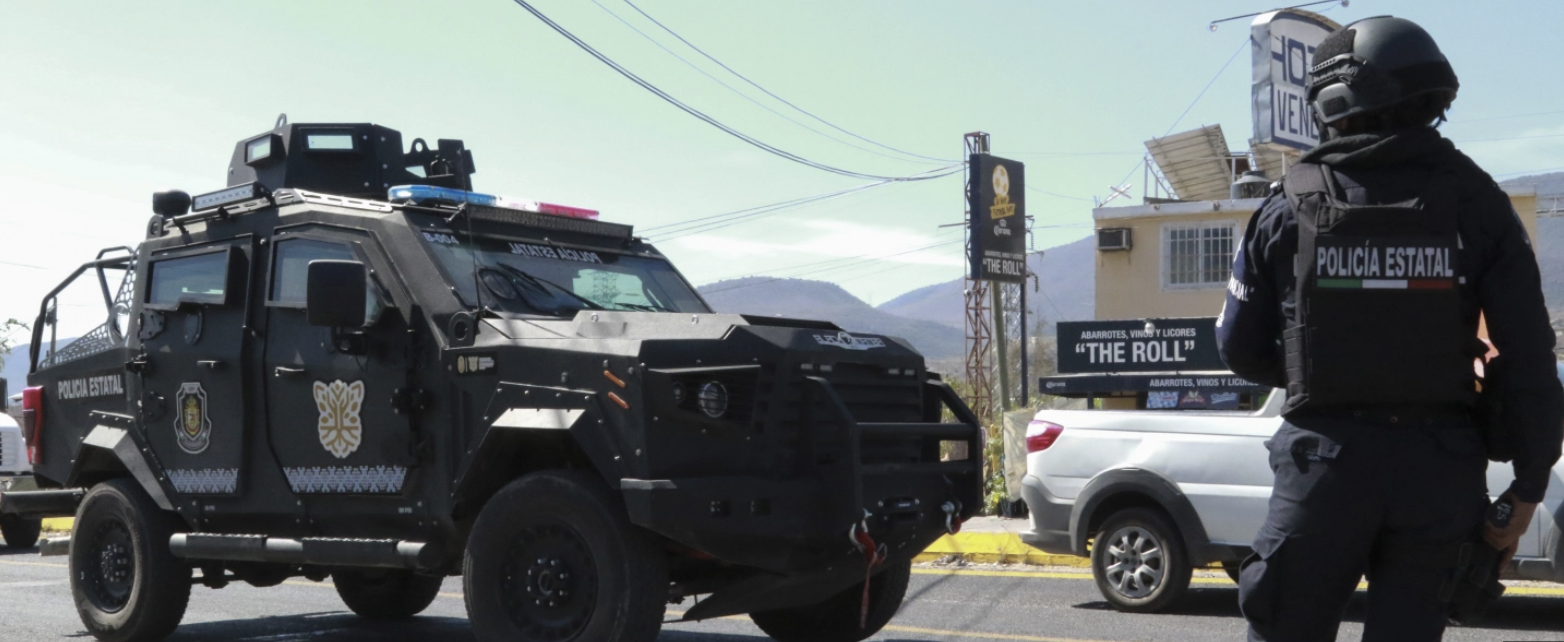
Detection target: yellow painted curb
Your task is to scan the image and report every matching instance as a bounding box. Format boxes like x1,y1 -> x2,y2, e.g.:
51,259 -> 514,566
41,517 -> 73,532
914,532 -> 1090,567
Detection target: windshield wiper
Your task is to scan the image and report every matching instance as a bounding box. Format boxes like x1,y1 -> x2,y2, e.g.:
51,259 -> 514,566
493,262 -> 605,312
614,302 -> 665,312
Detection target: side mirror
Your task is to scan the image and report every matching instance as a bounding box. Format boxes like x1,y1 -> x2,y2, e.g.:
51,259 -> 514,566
306,260 -> 367,328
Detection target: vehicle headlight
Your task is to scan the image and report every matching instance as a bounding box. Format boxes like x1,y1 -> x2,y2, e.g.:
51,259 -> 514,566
697,381 -> 729,418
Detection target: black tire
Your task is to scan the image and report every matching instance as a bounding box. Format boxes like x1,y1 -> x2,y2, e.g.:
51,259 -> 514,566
463,470 -> 667,642
1089,507 -> 1192,613
749,559 -> 911,642
1,513 -> 42,548
69,479 -> 191,642
333,568 -> 444,620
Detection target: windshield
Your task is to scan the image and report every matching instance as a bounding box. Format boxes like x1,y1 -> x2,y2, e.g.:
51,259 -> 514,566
419,230 -> 708,316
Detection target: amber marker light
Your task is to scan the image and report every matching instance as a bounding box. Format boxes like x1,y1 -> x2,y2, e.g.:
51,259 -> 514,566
607,391 -> 630,410
603,370 -> 627,388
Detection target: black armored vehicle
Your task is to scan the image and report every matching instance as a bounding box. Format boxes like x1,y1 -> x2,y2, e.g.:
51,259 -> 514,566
0,117 -> 982,642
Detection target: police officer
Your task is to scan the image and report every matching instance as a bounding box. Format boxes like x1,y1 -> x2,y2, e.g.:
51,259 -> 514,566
1217,15 -> 1563,641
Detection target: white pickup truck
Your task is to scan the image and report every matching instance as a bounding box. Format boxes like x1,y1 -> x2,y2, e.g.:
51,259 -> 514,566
1020,378 -> 1564,613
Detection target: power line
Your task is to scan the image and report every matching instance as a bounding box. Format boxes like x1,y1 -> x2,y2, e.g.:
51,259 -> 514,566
646,163 -> 963,241
1025,184 -> 1094,203
620,0 -> 956,164
1161,37 -> 1248,138
505,0 -> 958,182
588,0 -> 939,167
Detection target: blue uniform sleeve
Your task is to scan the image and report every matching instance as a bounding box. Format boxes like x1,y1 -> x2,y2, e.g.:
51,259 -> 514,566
1217,195 -> 1290,389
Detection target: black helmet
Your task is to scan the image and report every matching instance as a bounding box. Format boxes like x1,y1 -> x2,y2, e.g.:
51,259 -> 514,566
1307,16 -> 1459,125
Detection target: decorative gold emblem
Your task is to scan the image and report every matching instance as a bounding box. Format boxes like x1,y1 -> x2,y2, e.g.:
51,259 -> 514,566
990,165 -> 1016,220
174,382 -> 211,454
313,380 -> 364,459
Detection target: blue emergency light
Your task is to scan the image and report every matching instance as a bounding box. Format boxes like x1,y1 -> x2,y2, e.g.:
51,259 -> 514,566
387,185 -> 599,220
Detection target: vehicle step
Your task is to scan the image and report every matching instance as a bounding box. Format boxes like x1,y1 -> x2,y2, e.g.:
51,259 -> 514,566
169,533 -> 438,570
0,489 -> 86,519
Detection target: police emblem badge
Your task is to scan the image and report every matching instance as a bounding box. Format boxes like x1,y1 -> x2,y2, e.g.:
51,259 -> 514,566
314,380 -> 364,459
174,382 -> 211,454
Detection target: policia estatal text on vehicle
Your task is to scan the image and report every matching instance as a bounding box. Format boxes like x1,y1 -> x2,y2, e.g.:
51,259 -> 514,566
1216,16 -> 1563,642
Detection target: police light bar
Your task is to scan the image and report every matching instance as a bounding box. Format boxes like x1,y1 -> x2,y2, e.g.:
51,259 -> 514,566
193,182 -> 270,211
388,185 -> 599,220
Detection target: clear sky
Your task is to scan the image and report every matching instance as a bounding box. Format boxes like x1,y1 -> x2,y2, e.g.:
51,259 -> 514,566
2,0 -> 1562,335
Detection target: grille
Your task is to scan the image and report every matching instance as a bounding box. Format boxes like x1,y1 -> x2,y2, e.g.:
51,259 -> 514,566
0,429 -> 18,472
778,362 -> 927,468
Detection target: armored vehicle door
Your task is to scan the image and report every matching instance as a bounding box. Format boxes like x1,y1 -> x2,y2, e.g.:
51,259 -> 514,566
261,228 -> 415,496
137,239 -> 255,496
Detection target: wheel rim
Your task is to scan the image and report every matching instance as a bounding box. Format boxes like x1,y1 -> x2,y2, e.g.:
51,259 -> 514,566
84,519 -> 136,612
1102,525 -> 1164,599
499,520 -> 598,641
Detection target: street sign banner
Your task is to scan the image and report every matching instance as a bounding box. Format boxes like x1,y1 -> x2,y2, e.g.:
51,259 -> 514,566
1055,317 -> 1227,374
968,154 -> 1027,283
1249,9 -> 1341,152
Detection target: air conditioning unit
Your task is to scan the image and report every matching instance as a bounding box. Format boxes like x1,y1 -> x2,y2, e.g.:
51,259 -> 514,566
1097,228 -> 1132,251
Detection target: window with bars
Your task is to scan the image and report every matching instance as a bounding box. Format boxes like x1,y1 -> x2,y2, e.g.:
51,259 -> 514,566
1162,222 -> 1237,289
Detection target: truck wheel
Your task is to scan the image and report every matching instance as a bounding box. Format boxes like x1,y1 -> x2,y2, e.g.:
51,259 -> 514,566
333,568 -> 443,619
1,514 -> 42,548
749,559 -> 911,642
1090,507 -> 1191,613
463,470 -> 667,642
69,479 -> 191,642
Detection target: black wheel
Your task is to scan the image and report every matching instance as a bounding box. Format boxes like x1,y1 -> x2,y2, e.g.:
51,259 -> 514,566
69,479 -> 190,642
334,568 -> 444,620
1090,507 -> 1192,613
1222,560 -> 1243,584
749,559 -> 911,642
463,470 -> 667,642
1,513 -> 42,548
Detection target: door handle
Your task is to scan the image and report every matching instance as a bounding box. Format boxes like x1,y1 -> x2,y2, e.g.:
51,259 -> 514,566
274,366 -> 305,378
197,360 -> 222,369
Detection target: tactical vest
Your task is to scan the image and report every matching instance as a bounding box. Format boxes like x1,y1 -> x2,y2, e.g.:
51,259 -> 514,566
1282,162 -> 1477,413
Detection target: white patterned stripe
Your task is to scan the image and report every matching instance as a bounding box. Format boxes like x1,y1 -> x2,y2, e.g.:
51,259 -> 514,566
168,468 -> 239,494
283,466 -> 407,494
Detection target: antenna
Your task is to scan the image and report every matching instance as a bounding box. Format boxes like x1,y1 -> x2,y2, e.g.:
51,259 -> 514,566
1209,0 -> 1348,30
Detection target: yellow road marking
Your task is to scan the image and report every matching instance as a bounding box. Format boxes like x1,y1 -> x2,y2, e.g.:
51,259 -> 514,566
882,624 -> 1128,642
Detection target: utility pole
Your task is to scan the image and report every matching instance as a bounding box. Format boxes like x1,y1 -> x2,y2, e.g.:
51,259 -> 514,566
963,132 -> 994,431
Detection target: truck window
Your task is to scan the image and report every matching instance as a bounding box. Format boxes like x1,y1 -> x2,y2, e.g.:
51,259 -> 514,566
147,251 -> 228,306
268,238 -> 384,322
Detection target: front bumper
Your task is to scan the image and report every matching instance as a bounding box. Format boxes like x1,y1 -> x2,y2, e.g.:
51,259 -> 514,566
622,378 -> 983,574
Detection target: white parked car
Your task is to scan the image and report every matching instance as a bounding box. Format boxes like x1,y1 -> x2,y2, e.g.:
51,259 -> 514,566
1020,372 -> 1564,613
0,409 -> 41,548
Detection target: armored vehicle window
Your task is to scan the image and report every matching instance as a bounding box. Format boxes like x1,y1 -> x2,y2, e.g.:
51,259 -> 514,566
269,238 -> 384,322
148,251 -> 228,306
418,232 -> 707,316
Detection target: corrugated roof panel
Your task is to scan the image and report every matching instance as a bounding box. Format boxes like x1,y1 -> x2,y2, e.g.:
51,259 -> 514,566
1145,125 -> 1241,201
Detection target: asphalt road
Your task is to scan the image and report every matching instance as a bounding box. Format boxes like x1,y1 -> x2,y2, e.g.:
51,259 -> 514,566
3,549 -> 1563,642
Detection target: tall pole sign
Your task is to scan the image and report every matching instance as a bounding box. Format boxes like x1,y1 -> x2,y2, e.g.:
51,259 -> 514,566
968,155 -> 1027,284
1249,9 -> 1342,152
